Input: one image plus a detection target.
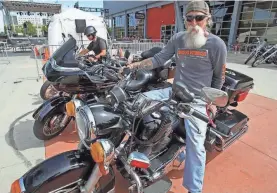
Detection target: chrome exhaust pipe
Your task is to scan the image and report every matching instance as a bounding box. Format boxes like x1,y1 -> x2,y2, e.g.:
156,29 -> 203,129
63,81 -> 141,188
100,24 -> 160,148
118,155 -> 143,193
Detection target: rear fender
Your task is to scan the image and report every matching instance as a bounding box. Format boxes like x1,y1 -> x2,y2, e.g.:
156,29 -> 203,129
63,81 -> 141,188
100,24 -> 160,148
33,95 -> 71,122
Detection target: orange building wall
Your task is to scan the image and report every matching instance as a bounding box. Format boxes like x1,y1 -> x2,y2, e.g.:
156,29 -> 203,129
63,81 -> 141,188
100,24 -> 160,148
146,3 -> 176,39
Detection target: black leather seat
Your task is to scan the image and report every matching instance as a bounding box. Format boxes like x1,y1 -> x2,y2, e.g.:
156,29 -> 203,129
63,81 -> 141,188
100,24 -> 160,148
141,47 -> 162,59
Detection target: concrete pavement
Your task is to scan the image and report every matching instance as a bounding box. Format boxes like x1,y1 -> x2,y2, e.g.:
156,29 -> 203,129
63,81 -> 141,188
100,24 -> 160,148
0,50 -> 276,193
0,52 -> 44,193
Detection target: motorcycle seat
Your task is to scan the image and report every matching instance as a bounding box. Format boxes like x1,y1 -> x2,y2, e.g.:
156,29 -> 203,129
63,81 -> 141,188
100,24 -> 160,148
141,47 -> 163,59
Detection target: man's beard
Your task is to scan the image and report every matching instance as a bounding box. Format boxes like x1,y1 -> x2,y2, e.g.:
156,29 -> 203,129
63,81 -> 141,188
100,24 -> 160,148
185,25 -> 207,49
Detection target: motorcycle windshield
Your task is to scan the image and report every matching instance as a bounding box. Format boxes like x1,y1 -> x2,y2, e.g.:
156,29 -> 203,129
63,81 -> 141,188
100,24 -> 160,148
51,37 -> 78,67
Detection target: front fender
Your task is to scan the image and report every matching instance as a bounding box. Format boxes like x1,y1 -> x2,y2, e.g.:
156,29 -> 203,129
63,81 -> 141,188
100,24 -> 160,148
18,150 -> 116,193
33,95 -> 71,122
21,150 -> 93,193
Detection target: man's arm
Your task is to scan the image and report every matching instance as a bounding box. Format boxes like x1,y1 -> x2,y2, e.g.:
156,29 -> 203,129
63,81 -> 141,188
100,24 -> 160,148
128,34 -> 176,70
211,39 -> 227,89
95,39 -> 107,59
79,48 -> 89,56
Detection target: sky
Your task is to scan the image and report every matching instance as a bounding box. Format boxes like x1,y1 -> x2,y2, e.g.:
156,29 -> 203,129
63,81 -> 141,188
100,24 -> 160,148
34,0 -> 104,15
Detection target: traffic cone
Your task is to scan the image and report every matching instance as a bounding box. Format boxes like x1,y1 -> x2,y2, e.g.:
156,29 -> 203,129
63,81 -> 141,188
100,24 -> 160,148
43,47 -> 50,61
34,46 -> 40,56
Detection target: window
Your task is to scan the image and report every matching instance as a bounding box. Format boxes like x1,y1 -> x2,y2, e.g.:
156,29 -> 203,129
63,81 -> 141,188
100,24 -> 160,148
251,19 -> 269,28
241,3 -> 255,12
127,12 -> 144,39
161,25 -> 175,44
255,1 -> 272,10
113,15 -> 125,39
240,12 -> 253,20
239,20 -> 252,28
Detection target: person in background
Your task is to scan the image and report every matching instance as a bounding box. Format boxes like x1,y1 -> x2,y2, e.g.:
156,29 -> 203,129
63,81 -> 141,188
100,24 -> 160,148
121,1 -> 227,192
79,26 -> 107,62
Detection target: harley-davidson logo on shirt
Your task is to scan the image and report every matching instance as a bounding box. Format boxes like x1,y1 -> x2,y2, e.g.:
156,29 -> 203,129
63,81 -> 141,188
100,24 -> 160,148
177,48 -> 208,59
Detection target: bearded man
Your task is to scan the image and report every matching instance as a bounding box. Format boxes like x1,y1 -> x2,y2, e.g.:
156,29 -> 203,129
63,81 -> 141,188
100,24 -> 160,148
122,1 -> 227,193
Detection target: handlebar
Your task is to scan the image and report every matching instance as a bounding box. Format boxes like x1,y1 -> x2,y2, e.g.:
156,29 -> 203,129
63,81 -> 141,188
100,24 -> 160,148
121,95 -> 210,125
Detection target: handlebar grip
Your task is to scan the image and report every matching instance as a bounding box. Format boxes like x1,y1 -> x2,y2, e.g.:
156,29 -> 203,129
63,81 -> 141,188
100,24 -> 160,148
141,101 -> 164,116
178,104 -> 209,123
191,110 -> 209,123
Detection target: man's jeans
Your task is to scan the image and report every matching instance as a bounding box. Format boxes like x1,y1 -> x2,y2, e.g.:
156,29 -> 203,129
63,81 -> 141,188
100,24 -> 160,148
143,87 -> 207,193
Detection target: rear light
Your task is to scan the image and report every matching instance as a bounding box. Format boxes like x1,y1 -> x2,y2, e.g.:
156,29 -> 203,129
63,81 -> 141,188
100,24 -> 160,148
236,91 -> 249,102
129,159 -> 150,169
127,152 -> 151,169
10,179 -> 22,193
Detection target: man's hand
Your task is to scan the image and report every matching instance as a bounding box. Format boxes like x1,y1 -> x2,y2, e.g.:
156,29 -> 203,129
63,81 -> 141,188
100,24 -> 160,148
88,57 -> 97,62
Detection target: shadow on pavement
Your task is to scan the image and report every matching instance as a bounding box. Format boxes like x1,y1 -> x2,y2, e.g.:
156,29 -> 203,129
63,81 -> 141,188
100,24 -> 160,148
246,63 -> 277,70
5,110 -> 44,168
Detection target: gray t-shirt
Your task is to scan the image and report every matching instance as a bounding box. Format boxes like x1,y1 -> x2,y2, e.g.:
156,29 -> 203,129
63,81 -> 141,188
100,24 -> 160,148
151,31 -> 227,96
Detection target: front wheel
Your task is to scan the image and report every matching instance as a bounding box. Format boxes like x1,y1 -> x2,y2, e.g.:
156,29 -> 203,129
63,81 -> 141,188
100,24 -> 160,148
33,112 -> 72,140
252,57 -> 262,67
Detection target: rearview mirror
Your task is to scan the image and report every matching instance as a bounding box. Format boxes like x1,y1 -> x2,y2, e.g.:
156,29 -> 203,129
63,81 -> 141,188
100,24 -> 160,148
201,87 -> 228,107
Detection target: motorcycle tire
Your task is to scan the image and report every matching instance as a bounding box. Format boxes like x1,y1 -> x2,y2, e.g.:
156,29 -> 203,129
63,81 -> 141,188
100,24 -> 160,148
244,52 -> 255,64
252,58 -> 261,67
40,80 -> 58,100
33,112 -> 72,140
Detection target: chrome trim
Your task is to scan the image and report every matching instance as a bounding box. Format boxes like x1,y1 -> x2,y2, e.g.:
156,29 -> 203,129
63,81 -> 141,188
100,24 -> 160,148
115,130 -> 131,156
106,187 -> 115,193
83,164 -> 103,193
98,139 -> 115,163
127,152 -> 150,168
73,99 -> 97,149
19,177 -> 26,192
119,155 -> 143,193
172,146 -> 186,171
51,58 -> 82,72
82,105 -> 97,135
215,125 -> 248,151
49,179 -> 81,193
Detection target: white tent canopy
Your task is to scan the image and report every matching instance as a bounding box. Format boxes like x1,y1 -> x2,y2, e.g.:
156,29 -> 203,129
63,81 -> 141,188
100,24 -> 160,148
47,8 -> 108,55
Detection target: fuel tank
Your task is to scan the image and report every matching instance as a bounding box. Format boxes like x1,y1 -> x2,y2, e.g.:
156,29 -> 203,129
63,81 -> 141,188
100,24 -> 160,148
88,103 -> 124,136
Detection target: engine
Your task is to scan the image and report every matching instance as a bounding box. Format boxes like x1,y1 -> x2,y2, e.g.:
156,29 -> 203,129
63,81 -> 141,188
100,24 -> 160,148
135,106 -> 175,156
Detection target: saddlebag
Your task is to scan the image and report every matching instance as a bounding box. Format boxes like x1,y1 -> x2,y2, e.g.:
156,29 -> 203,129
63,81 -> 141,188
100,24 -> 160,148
222,68 -> 254,105
214,109 -> 248,137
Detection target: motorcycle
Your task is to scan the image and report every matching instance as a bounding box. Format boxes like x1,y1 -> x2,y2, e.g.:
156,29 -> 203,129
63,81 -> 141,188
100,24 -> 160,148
39,39 -> 164,101
32,37 -> 173,140
11,68 -> 254,193
251,44 -> 277,67
244,38 -> 265,64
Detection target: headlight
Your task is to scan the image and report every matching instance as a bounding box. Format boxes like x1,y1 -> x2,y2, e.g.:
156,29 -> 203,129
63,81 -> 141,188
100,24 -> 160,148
74,100 -> 97,143
90,139 -> 115,175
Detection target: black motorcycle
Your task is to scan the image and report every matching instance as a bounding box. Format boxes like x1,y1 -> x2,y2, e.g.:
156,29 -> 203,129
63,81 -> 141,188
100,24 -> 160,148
11,68 -> 254,193
251,44 -> 277,67
32,37 -> 173,141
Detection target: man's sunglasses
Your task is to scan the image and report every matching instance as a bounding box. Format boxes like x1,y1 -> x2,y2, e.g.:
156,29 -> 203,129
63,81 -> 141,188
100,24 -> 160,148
185,15 -> 207,22
87,34 -> 95,37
